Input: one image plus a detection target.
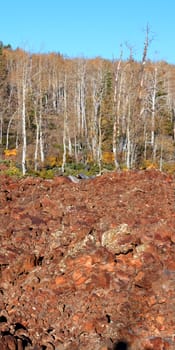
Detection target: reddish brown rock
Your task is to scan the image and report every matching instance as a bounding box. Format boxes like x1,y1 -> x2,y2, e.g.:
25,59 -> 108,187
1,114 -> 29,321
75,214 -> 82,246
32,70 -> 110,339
0,169 -> 175,349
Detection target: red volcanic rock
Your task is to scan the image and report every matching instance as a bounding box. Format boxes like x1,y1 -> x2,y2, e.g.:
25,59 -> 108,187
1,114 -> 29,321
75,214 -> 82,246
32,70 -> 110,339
0,169 -> 175,349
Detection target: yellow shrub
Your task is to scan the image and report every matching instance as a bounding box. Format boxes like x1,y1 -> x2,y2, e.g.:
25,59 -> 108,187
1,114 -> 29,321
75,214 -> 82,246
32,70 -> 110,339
4,148 -> 17,157
140,160 -> 158,170
44,156 -> 58,168
162,163 -> 175,174
102,152 -> 114,164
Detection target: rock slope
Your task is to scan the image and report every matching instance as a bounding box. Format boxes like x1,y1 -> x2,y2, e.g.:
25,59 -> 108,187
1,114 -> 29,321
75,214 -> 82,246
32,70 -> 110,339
0,169 -> 175,349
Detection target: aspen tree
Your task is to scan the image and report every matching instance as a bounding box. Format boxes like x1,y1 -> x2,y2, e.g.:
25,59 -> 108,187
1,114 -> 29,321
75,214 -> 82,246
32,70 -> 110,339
112,49 -> 123,170
62,74 -> 68,172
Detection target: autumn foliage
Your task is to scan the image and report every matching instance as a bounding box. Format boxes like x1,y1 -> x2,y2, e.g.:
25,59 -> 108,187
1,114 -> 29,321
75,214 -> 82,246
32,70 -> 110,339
0,42 -> 175,174
4,149 -> 17,158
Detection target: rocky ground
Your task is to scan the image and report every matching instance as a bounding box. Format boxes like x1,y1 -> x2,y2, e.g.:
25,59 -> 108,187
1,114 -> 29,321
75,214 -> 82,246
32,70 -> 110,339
0,169 -> 175,349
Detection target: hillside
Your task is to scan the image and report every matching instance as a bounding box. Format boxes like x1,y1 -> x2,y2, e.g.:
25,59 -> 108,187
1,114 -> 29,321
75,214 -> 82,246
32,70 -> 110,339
0,169 -> 175,349
1,46 -> 175,175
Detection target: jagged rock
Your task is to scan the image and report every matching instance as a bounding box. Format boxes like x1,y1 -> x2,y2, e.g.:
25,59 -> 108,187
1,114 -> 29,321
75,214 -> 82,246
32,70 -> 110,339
0,169 -> 175,349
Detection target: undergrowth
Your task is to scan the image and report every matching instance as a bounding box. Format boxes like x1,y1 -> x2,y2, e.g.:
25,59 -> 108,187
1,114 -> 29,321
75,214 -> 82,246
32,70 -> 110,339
0,159 -> 175,179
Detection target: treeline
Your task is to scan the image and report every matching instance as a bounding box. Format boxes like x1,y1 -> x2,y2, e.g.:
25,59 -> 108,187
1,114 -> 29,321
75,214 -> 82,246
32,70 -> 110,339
1,40 -> 175,175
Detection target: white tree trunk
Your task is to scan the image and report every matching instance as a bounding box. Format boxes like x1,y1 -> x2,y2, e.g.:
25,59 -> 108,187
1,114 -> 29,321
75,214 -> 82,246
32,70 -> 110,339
62,76 -> 68,173
126,100 -> 131,169
151,67 -> 157,146
112,57 -> 123,170
39,108 -> 44,164
97,110 -> 102,174
22,81 -> 26,175
34,106 -> 39,171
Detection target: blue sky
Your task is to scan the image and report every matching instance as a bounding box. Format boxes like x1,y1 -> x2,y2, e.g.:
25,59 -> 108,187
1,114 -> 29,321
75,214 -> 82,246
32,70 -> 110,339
1,0 -> 175,63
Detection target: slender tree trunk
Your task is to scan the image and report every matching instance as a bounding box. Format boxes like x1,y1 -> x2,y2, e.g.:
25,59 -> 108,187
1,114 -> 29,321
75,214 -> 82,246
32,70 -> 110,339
77,80 -> 81,134
39,107 -> 44,164
113,58 -> 122,170
0,113 -> 3,145
139,24 -> 150,100
91,74 -> 103,165
22,81 -> 26,175
126,100 -> 131,169
68,136 -> 72,156
34,106 -> 39,171
159,141 -> 163,171
6,111 -> 17,149
74,135 -> 78,163
151,67 -> 157,147
97,110 -> 102,174
62,76 -> 68,173
92,100 -> 99,161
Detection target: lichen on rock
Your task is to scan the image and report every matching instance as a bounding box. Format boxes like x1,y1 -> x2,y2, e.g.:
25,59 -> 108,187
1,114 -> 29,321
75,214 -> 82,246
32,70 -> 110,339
101,223 -> 136,254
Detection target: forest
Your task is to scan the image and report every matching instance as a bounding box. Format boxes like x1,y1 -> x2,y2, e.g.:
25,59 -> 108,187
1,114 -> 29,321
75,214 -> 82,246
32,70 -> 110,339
0,36 -> 175,176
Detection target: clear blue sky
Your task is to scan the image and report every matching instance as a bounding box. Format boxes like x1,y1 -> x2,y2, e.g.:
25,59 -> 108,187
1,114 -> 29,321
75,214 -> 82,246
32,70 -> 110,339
1,0 -> 175,63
